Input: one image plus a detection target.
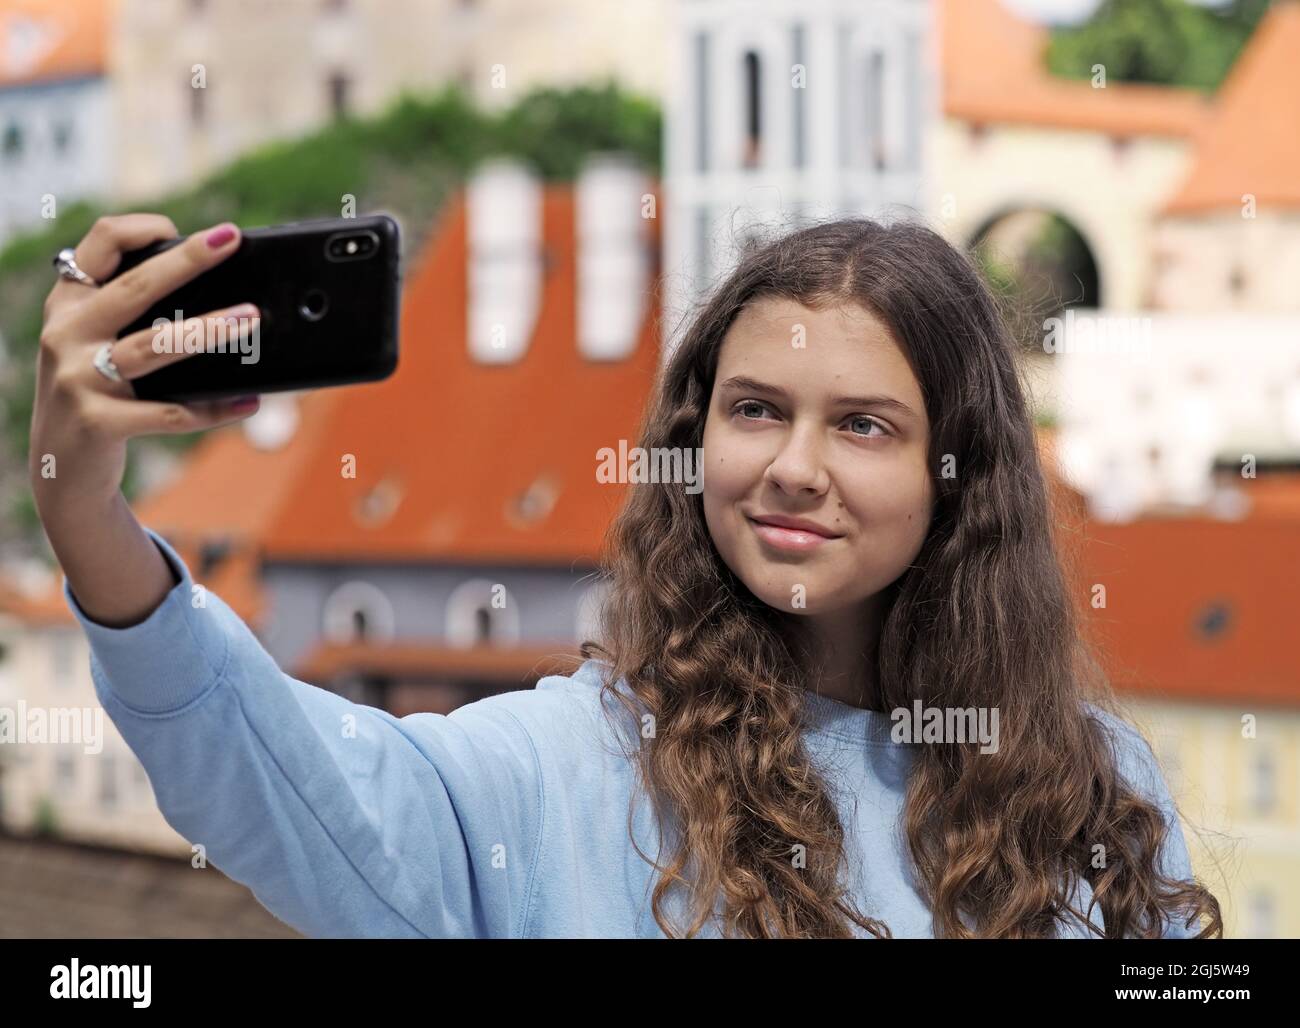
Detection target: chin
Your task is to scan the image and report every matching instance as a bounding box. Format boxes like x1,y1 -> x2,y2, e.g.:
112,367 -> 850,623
741,573 -> 852,616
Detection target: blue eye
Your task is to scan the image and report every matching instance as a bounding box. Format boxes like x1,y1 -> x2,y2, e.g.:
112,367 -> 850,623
846,415 -> 887,438
733,400 -> 774,420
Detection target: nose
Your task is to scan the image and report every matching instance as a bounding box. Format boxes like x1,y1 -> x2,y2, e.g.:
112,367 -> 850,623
763,420 -> 830,496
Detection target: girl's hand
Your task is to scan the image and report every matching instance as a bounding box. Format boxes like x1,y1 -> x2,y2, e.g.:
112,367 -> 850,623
29,213 -> 260,508
29,213 -> 263,627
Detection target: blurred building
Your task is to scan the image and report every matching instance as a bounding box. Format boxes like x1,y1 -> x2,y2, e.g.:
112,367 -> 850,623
934,0 -> 1300,512
664,0 -> 936,348
1153,2 -> 1300,312
1040,442 -> 1300,939
934,0 -> 1212,311
109,0 -> 667,199
0,0 -> 112,247
1048,312 -> 1300,518
0,567 -> 177,850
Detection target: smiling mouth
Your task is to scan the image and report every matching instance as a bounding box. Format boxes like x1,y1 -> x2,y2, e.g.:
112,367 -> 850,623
746,516 -> 842,552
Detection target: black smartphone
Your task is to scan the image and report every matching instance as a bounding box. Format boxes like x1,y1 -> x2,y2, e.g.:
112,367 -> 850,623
108,214 -> 401,402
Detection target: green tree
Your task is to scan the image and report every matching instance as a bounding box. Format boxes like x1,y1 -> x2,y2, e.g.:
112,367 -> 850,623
1046,0 -> 1271,91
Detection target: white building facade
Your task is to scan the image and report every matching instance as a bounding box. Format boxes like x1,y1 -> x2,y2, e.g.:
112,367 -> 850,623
663,0 -> 936,355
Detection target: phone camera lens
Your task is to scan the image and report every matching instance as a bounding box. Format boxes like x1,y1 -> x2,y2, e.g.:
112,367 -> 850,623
324,228 -> 379,263
299,289 -> 328,321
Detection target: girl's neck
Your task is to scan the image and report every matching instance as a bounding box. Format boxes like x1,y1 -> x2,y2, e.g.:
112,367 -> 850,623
787,595 -> 886,712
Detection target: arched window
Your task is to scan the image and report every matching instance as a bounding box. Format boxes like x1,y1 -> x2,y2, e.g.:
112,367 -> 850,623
446,578 -> 520,648
323,582 -> 396,644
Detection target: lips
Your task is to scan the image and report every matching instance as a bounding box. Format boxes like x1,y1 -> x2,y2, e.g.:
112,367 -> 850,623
746,514 -> 844,552
747,514 -> 843,538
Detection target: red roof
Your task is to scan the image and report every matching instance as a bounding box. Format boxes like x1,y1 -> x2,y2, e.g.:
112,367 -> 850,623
1067,512 -> 1300,708
941,0 -> 1212,138
0,575 -> 71,625
1164,1 -> 1300,214
257,189 -> 661,563
0,0 -> 107,87
293,641 -> 581,685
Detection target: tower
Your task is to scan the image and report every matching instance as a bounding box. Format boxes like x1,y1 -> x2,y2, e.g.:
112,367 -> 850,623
662,0 -> 937,357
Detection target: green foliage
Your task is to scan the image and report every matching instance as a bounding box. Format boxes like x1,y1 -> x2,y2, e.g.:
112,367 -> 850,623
494,82 -> 661,179
1046,0 -> 1270,91
0,83 -> 661,546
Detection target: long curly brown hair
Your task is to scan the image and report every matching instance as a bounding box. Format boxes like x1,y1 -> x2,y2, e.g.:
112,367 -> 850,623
580,217 -> 1222,938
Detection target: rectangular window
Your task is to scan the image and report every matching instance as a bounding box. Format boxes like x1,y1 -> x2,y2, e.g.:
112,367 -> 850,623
52,635 -> 74,690
694,32 -> 710,174
54,750 -> 76,794
328,72 -> 350,120
188,78 -> 206,128
901,29 -> 922,173
791,25 -> 806,169
868,51 -> 886,172
98,753 -> 118,810
1250,750 -> 1276,815
836,26 -> 850,169
1249,891 -> 1275,939
695,207 -> 711,292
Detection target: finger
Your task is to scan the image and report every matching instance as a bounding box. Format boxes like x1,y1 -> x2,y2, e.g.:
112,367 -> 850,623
106,302 -> 260,381
77,221 -> 242,339
47,214 -> 179,314
85,391 -> 261,441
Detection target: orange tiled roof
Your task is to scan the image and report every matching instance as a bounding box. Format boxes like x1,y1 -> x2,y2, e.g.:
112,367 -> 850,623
0,537 -> 263,628
255,188 -> 661,563
0,0 -> 108,87
0,573 -> 72,625
294,641 -> 582,685
1078,517 -> 1300,706
1222,469 -> 1300,520
941,0 -> 1212,138
1163,1 -> 1300,214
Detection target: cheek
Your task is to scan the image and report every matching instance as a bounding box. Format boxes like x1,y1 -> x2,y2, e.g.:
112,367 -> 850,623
701,419 -> 774,570
842,455 -> 934,553
701,416 -> 761,509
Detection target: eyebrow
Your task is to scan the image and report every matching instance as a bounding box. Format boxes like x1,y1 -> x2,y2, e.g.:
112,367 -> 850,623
717,375 -> 919,420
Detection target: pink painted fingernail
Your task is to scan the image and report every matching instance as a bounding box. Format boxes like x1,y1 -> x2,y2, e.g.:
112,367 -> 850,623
206,223 -> 237,249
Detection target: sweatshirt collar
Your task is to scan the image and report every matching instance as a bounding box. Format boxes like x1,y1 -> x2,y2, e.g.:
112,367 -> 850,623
800,689 -> 899,746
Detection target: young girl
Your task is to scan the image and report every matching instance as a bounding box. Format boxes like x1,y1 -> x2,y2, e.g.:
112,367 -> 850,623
31,213 -> 1221,939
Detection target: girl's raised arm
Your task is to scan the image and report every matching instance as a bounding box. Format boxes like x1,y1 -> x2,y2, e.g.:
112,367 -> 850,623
32,214 -> 544,937
63,528 -> 543,937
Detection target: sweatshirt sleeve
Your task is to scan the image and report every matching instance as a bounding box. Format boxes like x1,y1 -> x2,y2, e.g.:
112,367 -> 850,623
62,527 -> 545,939
1090,706 -> 1203,939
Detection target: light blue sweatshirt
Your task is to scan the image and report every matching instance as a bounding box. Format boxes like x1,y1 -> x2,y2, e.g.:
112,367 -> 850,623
63,528 -> 1199,938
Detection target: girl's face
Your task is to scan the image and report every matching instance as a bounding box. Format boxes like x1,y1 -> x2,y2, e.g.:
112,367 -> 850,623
701,297 -> 935,619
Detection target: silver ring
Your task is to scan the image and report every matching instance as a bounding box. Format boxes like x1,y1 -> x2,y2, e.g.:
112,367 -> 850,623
53,247 -> 99,287
92,343 -> 123,383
